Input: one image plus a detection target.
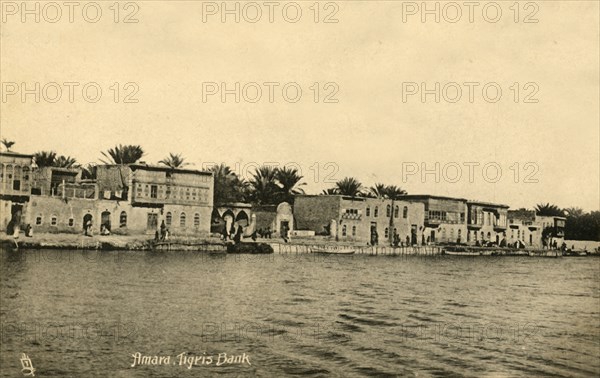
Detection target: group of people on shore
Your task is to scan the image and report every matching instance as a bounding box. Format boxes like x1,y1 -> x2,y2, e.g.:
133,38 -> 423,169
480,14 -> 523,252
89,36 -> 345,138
369,230 -> 417,247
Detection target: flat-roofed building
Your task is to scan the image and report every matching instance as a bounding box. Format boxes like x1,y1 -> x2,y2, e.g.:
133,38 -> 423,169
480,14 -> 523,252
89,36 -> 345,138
401,195 -> 468,244
293,195 -> 425,245
507,209 -> 566,248
0,151 -> 33,229
25,163 -> 214,236
31,166 -> 80,196
466,200 -> 509,245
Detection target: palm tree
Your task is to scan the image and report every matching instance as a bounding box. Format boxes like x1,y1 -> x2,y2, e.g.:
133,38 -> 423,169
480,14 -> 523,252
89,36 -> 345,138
321,188 -> 338,195
100,144 -> 144,165
81,163 -> 97,180
384,185 -> 407,245
564,207 -> 584,217
248,165 -> 280,205
369,183 -> 388,198
276,166 -> 306,203
385,185 -> 407,199
534,203 -> 563,217
208,163 -> 247,205
33,151 -> 57,168
54,155 -> 78,168
159,153 -> 189,169
100,145 -> 143,195
33,151 -> 78,169
368,183 -> 407,199
1,138 -> 15,151
335,177 -> 364,197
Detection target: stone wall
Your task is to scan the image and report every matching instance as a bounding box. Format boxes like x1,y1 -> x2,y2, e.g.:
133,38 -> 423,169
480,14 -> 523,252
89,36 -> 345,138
294,196 -> 342,235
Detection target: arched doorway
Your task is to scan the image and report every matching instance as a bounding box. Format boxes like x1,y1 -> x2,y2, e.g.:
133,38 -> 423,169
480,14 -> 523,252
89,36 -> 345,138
211,208 -> 224,234
101,211 -> 111,231
222,210 -> 235,236
235,210 -> 249,227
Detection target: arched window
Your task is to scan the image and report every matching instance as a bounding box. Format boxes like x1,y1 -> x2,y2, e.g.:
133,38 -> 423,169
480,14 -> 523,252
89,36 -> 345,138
384,227 -> 389,238
180,212 -> 186,227
366,207 -> 370,217
393,227 -> 397,236
166,212 -> 172,226
481,231 -> 485,240
22,166 -> 30,181
194,213 -> 200,228
394,206 -> 399,218
342,225 -> 347,236
403,206 -> 408,218
120,211 -> 127,228
51,215 -> 57,226
374,206 -> 379,218
352,226 -> 356,236
36,215 -> 42,225
5,165 -> 12,182
386,205 -> 391,217
487,232 -> 491,240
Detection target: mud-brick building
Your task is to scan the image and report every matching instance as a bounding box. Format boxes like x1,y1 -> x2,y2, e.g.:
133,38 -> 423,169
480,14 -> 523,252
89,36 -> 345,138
293,195 -> 425,245
31,166 -> 81,196
22,163 -> 214,236
466,200 -> 509,245
402,195 -> 468,244
0,151 -> 34,230
252,202 -> 294,238
507,209 -> 566,248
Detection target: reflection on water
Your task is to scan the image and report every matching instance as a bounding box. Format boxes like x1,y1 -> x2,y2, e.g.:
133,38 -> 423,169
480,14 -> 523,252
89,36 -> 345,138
1,249 -> 599,377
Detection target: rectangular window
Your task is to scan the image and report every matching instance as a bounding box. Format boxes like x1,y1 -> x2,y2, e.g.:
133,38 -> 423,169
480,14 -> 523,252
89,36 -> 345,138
150,185 -> 158,199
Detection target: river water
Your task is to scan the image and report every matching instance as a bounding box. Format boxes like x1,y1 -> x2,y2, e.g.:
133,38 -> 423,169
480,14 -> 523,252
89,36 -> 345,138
1,249 -> 598,377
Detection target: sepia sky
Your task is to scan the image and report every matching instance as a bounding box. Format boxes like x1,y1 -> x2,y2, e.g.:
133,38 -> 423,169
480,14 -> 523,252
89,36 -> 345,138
1,0 -> 598,211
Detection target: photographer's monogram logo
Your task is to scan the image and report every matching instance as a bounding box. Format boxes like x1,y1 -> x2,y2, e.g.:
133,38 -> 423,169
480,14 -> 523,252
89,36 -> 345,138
20,353 -> 35,377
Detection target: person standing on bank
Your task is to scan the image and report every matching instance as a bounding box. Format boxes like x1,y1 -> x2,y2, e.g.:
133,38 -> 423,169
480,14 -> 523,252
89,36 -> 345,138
160,220 -> 166,240
85,219 -> 93,236
12,223 -> 20,248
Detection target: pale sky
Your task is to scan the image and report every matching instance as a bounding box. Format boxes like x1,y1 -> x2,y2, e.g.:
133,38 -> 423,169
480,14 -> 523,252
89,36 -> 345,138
1,1 -> 598,211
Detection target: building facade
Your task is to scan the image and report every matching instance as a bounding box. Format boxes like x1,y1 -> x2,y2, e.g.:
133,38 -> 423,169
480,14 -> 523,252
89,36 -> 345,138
402,195 -> 468,244
466,200 -> 509,245
6,161 -> 214,236
293,195 -> 425,245
507,209 -> 566,248
0,152 -> 34,230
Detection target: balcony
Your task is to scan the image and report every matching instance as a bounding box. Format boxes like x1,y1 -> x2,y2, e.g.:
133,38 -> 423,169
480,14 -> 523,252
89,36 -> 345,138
424,217 -> 463,226
342,213 -> 362,220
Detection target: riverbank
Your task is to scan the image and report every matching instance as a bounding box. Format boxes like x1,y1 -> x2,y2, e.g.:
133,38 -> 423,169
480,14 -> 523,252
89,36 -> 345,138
0,232 -> 228,251
1,232 -> 598,257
